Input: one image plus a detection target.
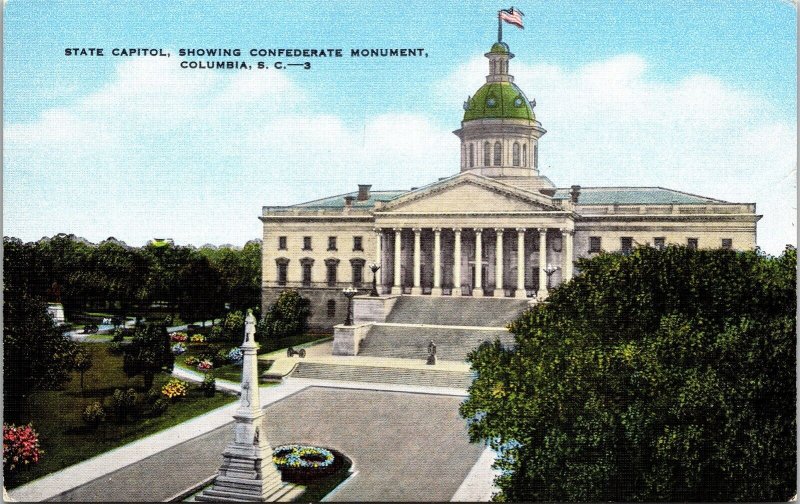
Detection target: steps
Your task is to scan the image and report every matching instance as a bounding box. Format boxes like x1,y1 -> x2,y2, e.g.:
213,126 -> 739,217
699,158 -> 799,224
384,296 -> 530,327
291,362 -> 473,389
358,325 -> 513,361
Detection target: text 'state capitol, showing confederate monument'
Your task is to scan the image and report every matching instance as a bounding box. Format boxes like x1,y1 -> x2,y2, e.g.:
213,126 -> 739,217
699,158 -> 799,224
260,40 -> 760,330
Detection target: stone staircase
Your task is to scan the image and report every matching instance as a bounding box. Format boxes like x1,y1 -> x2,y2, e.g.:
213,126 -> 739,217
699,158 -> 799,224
291,361 -> 473,389
358,325 -> 512,361
384,296 -> 530,326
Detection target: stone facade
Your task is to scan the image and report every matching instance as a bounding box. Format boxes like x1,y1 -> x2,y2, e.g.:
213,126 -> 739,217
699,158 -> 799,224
259,41 -> 761,332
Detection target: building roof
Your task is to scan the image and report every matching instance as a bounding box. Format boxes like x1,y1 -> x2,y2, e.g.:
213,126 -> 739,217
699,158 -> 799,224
463,81 -> 535,122
552,187 -> 728,205
268,190 -> 409,210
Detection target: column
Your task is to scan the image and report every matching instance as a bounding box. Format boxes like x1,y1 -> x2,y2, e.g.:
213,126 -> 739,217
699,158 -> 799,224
374,228 -> 382,292
474,228 -> 484,297
537,227 -> 548,299
453,228 -> 462,296
412,228 -> 422,295
393,228 -> 402,292
494,228 -> 504,297
515,228 -> 526,298
432,228 -> 442,296
562,228 -> 574,282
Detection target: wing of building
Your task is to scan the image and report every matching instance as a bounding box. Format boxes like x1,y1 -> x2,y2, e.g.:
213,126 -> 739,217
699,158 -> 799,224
260,41 -> 760,330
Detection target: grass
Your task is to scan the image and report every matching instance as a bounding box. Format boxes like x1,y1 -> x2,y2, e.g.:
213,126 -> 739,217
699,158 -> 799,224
4,344 -> 237,489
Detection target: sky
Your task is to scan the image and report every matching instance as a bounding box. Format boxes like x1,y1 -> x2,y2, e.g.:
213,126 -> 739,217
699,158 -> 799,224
3,1 -> 797,254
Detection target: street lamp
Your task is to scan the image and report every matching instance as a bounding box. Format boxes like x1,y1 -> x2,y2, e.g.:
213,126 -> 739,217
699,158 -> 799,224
543,264 -> 561,290
342,287 -> 358,326
369,263 -> 381,297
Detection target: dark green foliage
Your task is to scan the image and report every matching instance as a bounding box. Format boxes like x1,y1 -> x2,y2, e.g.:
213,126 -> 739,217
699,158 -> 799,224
109,388 -> 138,422
122,323 -> 174,390
221,310 -> 245,341
257,290 -> 311,341
151,398 -> 169,416
201,374 -> 216,397
82,402 -> 106,428
73,348 -> 93,394
3,289 -> 77,421
461,245 -> 796,502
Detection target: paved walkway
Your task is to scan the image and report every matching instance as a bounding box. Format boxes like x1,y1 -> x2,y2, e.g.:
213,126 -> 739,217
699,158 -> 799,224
9,379 -> 492,502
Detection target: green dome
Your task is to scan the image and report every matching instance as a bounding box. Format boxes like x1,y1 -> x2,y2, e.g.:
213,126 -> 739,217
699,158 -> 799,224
462,82 -> 535,122
489,42 -> 510,54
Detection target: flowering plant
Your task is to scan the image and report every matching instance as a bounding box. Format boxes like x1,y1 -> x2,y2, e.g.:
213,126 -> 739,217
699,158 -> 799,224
184,356 -> 199,366
227,347 -> 243,365
171,343 -> 186,355
190,334 -> 205,343
170,332 -> 188,342
3,423 -> 42,474
198,359 -> 213,372
161,378 -> 188,400
273,445 -> 334,470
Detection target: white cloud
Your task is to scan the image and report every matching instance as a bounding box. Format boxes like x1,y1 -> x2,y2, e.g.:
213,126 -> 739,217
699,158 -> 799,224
4,52 -> 795,254
438,54 -> 796,253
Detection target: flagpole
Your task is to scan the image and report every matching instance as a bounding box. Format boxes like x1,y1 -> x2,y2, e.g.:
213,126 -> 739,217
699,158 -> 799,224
497,11 -> 503,42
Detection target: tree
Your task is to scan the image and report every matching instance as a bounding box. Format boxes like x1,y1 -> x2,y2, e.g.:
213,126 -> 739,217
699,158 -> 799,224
460,245 -> 796,502
177,253 -> 223,326
123,323 -> 174,390
73,348 -> 93,395
257,290 -> 311,340
3,290 -> 77,422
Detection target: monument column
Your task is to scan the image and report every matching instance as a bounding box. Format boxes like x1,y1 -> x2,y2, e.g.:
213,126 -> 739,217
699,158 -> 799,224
562,228 -> 574,282
453,228 -> 462,296
515,228 -> 526,298
412,228 -> 422,295
374,228 -> 382,291
432,228 -> 442,296
393,228 -> 402,293
474,228 -> 484,297
537,227 -> 548,299
494,228 -> 504,297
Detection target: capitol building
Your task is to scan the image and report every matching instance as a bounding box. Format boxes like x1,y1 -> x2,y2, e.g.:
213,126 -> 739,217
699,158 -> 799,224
260,41 -> 760,330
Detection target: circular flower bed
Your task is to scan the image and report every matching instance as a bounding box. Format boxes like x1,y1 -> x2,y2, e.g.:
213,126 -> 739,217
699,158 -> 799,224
171,342 -> 186,355
170,332 -> 188,343
273,445 -> 337,480
161,378 -> 188,400
190,334 -> 205,343
197,359 -> 213,372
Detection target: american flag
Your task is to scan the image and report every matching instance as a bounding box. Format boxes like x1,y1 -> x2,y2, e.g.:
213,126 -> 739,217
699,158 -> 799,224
499,7 -> 524,29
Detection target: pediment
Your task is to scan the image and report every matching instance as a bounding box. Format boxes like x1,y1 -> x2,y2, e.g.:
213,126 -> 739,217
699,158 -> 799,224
378,174 -> 560,213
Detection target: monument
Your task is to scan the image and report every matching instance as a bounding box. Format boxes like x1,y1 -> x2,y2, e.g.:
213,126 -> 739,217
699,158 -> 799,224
197,310 -> 302,502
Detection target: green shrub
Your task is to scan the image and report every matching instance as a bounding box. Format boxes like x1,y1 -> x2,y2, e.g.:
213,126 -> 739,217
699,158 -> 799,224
82,402 -> 106,428
108,341 -> 125,355
201,374 -> 216,397
151,398 -> 169,417
110,388 -> 137,422
112,329 -> 125,342
146,388 -> 161,405
209,325 -> 224,341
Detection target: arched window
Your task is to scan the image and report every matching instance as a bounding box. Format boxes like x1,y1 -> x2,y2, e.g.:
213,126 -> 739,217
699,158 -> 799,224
483,141 -> 490,166
469,143 -> 474,168
493,141 -> 501,166
327,299 -> 336,318
512,142 -> 520,166
522,144 -> 528,167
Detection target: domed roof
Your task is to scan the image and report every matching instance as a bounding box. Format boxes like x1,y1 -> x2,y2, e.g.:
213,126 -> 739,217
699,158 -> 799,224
462,81 -> 535,122
489,42 -> 510,54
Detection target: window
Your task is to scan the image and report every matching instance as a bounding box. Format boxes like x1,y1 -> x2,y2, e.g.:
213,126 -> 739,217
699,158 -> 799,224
277,263 -> 288,286
512,142 -> 520,166
326,263 -> 337,286
654,237 -> 666,250
534,144 -> 539,168
483,141 -> 490,166
327,236 -> 337,251
687,238 -> 698,250
302,263 -> 312,286
589,236 -> 602,253
353,236 -> 363,251
522,144 -> 527,167
278,236 -> 287,250
302,236 -> 312,250
351,258 -> 366,287
469,143 -> 474,167
621,237 -> 633,255
721,238 -> 732,250
493,142 -> 502,166
327,300 -> 336,318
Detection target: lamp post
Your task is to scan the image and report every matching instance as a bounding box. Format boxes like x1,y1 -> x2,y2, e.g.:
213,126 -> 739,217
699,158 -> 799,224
369,263 -> 381,297
342,287 -> 358,326
543,264 -> 561,290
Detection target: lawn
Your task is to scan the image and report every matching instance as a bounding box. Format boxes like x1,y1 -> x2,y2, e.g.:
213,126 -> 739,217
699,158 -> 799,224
4,344 -> 237,489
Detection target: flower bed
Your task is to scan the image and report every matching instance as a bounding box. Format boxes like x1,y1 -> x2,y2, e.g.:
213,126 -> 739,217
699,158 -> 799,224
184,355 -> 199,366
161,378 -> 188,400
197,359 -> 213,372
3,423 -> 42,478
273,445 -> 338,481
189,334 -> 205,343
171,343 -> 186,355
170,332 -> 188,343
